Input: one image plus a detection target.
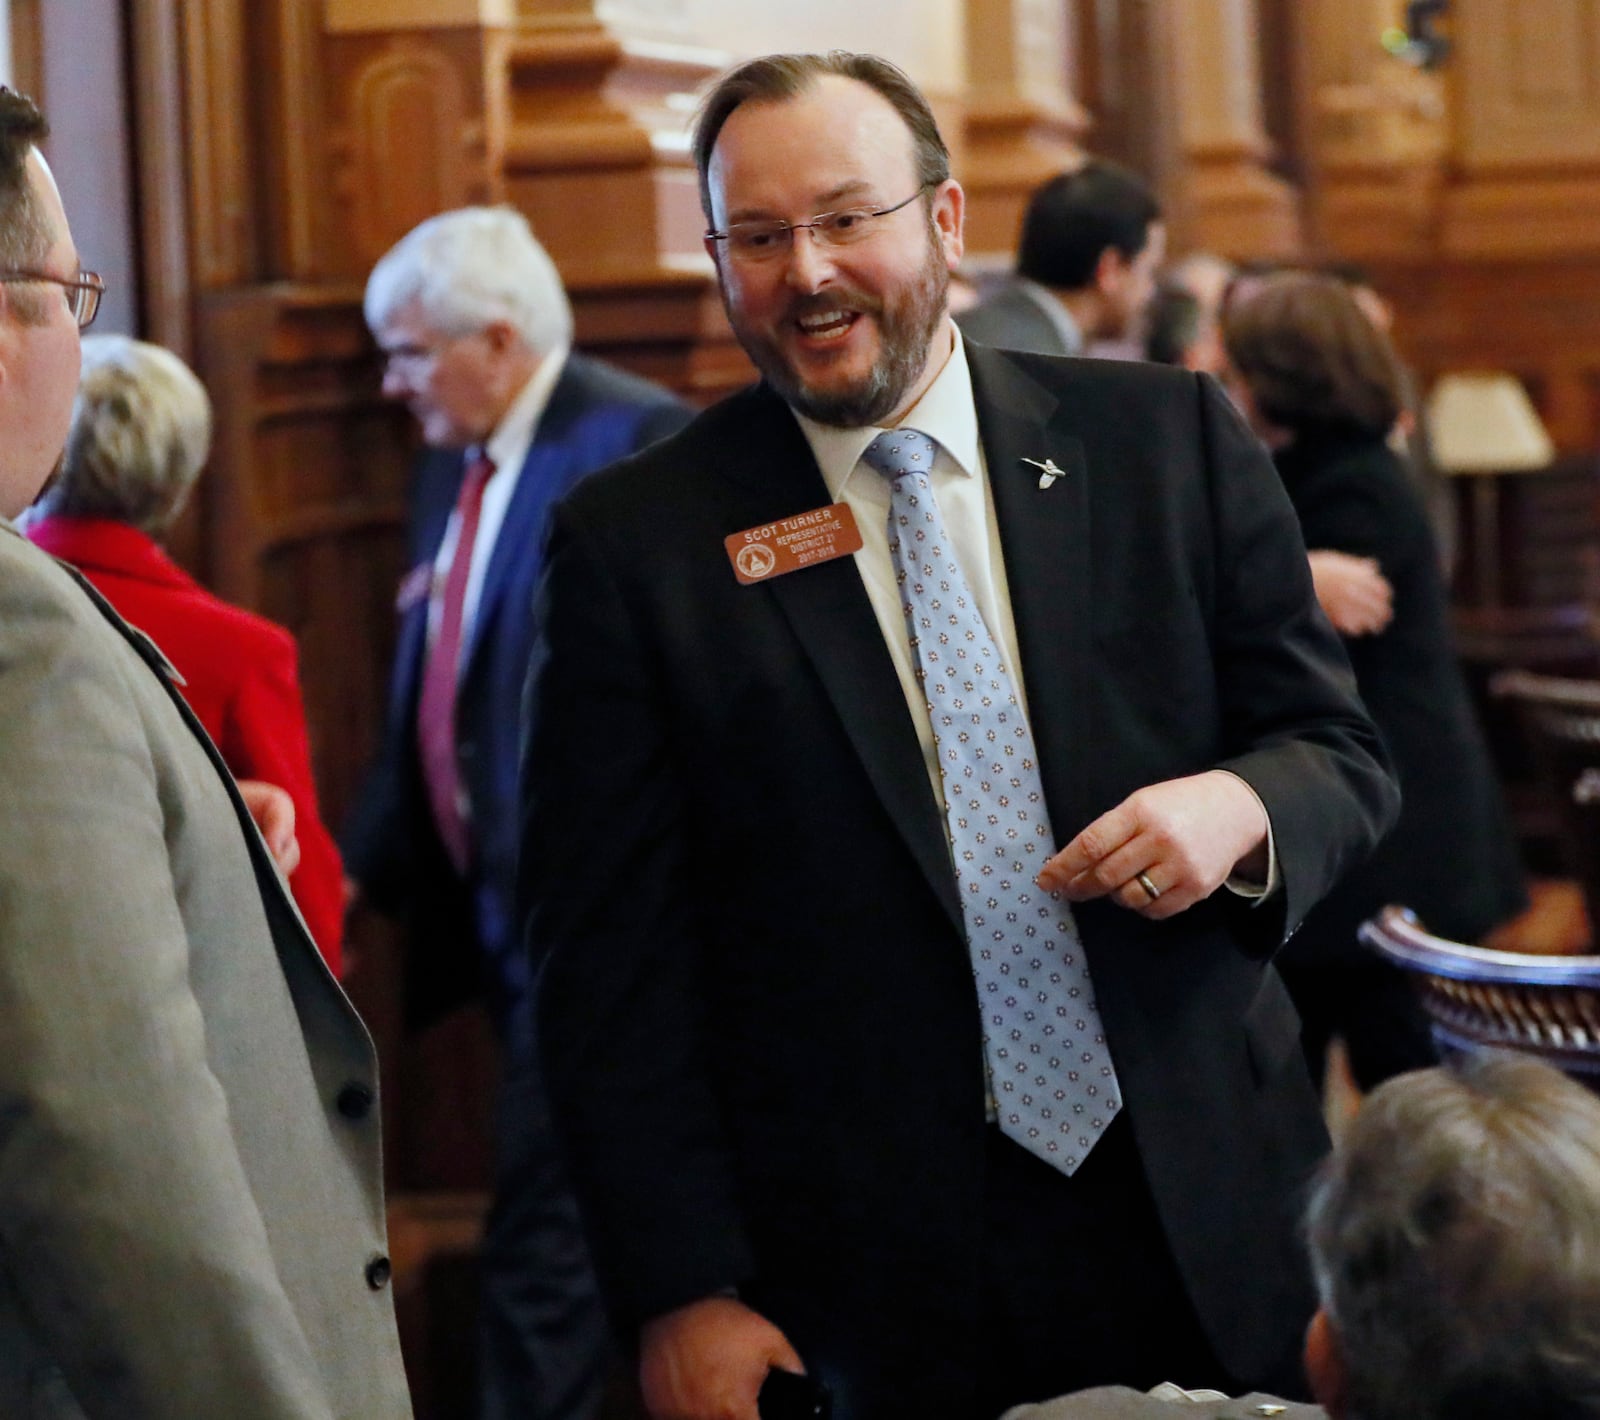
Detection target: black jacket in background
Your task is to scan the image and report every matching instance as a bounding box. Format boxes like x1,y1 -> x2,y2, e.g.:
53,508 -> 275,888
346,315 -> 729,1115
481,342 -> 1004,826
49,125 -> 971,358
1274,430 -> 1526,963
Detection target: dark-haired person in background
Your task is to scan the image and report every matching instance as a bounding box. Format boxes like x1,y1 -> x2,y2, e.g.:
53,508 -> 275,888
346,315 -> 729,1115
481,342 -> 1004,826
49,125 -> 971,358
0,86 -> 410,1419
957,159 -> 1164,357
1222,272 -> 1525,1090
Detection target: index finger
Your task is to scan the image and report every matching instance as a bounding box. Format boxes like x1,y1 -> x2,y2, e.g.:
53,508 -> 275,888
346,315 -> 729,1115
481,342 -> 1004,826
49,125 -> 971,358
1038,799 -> 1140,890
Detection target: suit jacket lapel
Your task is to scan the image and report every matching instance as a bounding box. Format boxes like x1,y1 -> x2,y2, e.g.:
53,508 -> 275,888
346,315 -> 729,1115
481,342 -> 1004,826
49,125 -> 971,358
716,387 -> 963,933
968,344 -> 1093,839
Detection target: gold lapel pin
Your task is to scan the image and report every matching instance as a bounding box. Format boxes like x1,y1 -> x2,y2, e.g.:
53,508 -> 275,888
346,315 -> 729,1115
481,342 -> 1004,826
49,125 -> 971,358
1021,456 -> 1065,490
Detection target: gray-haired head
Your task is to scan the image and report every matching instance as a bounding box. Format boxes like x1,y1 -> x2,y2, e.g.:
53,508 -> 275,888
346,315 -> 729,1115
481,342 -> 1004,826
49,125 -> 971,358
40,335 -> 213,534
1306,1054 -> 1600,1420
363,206 -> 573,355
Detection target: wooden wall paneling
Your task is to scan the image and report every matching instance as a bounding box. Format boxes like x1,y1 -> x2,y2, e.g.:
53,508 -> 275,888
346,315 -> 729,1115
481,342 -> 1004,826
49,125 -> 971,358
251,0 -> 333,281
192,285 -> 411,823
183,0 -> 259,286
128,0 -> 194,358
1073,0 -> 1184,205
960,0 -> 1087,261
569,268 -> 749,403
1379,258 -> 1600,457
1291,0 -> 1447,260
502,16 -> 662,278
1454,0 -> 1600,171
598,37 -> 726,266
324,28 -> 494,282
1168,0 -> 1303,260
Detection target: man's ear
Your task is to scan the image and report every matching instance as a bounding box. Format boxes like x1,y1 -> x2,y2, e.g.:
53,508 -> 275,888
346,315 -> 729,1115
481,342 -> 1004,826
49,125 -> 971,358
1094,244 -> 1129,297
481,319 -> 521,357
1304,1307 -> 1348,1419
932,178 -> 965,270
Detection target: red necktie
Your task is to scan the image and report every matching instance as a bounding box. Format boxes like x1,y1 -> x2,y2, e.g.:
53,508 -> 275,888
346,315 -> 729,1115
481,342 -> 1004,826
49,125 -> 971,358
417,452 -> 494,875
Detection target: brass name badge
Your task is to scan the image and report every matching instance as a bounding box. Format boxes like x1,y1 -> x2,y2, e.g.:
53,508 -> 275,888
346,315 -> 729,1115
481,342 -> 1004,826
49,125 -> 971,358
724,502 -> 864,585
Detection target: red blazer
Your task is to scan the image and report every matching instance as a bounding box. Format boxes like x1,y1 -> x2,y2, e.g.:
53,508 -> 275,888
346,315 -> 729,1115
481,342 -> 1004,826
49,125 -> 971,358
27,515 -> 345,974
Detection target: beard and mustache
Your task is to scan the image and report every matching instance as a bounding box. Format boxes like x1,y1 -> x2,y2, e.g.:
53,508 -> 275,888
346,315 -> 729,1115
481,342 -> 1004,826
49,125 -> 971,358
724,213 -> 951,429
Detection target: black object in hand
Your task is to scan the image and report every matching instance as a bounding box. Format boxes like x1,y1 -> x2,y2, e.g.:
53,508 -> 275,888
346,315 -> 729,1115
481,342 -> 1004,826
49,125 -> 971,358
758,1367 -> 832,1419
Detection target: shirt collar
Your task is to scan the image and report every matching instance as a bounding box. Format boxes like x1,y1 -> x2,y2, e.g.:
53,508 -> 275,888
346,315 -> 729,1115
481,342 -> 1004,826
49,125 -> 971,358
480,341 -> 570,472
792,324 -> 982,500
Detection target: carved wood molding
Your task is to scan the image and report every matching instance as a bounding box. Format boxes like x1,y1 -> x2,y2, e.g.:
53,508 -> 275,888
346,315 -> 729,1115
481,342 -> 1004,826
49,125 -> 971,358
325,33 -> 492,280
184,0 -> 257,286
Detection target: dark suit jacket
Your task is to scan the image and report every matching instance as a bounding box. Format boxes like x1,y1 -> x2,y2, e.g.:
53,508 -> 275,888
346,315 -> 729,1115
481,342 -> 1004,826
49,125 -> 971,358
1274,432 -> 1526,963
957,278 -> 1082,356
523,346 -> 1397,1415
344,352 -> 691,1051
27,514 -> 346,973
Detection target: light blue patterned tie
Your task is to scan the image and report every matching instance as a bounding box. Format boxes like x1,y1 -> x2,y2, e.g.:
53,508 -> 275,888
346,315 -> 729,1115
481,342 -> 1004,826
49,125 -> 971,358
862,428 -> 1120,1175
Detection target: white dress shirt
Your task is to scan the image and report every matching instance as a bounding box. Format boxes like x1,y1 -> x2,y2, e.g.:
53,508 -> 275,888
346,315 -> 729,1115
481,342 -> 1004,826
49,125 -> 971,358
793,327 -> 1275,895
429,342 -> 571,659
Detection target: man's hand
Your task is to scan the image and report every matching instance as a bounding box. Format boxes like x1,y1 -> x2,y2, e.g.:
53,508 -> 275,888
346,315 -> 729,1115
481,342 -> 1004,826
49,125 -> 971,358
640,1296 -> 805,1420
1036,770 -> 1268,919
236,779 -> 300,877
1307,548 -> 1393,637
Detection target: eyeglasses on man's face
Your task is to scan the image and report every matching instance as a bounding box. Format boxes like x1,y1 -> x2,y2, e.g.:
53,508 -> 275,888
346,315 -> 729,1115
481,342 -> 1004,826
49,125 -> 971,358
706,186 -> 931,265
0,269 -> 105,329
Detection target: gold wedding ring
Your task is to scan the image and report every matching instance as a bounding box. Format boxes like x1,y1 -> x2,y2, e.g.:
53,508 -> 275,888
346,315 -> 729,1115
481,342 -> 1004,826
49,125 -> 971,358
1136,871 -> 1161,902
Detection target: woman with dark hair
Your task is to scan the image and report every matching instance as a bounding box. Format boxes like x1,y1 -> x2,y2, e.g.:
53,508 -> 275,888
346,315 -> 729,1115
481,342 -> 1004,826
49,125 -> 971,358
1223,272 -> 1525,1090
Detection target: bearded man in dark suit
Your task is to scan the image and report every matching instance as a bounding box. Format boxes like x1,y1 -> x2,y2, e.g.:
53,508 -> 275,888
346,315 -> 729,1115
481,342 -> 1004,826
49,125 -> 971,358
521,52 -> 1398,1420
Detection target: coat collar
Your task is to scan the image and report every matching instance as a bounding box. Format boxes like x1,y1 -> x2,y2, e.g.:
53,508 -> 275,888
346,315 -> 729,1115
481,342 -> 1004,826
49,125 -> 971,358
24,515 -> 199,593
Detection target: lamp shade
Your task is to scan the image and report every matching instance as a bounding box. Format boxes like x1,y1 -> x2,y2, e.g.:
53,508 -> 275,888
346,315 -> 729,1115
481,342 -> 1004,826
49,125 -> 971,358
1425,372 -> 1555,473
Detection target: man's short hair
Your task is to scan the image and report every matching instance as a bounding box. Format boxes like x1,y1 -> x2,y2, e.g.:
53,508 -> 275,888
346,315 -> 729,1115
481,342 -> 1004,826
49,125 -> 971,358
1144,282 -> 1203,366
363,205 -> 573,355
691,51 -> 951,224
1015,160 -> 1160,291
0,87 -> 54,322
1306,1054 -> 1600,1420
1221,271 -> 1403,439
42,335 -> 214,534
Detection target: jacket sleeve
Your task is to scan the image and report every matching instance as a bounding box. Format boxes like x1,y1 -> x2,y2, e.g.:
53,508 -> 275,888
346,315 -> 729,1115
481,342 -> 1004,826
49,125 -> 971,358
0,568 -> 339,1418
1195,376 -> 1401,948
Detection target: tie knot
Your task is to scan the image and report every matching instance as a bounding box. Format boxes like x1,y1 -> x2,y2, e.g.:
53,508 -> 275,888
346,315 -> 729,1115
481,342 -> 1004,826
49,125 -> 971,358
861,428 -> 938,484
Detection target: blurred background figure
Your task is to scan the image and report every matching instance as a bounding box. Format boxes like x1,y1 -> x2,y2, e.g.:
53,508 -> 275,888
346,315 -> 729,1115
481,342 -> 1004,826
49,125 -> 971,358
342,205 -> 692,1420
1144,282 -> 1219,373
1305,1053 -> 1600,1420
1221,272 -> 1525,1090
1144,252 -> 1234,374
957,159 -> 1164,358
26,334 -> 346,973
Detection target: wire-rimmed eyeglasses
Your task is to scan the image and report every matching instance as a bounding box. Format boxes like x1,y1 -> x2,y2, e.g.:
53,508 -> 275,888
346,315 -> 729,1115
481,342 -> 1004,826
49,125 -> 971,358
706,186 -> 930,265
0,269 -> 105,329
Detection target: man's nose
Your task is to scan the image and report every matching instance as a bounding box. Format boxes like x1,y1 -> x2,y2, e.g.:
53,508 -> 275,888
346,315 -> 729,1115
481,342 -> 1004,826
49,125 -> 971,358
381,366 -> 410,399
782,226 -> 835,291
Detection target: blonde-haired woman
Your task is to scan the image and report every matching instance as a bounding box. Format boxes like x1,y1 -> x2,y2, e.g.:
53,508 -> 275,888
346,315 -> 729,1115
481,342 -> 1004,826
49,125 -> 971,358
27,335 -> 345,971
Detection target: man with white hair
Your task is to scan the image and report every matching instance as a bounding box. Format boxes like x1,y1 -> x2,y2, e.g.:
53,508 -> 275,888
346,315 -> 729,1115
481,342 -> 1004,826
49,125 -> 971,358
0,85 -> 411,1420
344,205 -> 691,1420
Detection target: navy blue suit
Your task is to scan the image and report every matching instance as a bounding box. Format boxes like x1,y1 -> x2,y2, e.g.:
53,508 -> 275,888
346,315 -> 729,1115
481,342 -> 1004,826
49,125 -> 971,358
344,351 -> 692,1420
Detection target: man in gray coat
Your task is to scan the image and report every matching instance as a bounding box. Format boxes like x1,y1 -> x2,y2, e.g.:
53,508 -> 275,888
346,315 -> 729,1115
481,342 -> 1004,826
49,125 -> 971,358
0,88 -> 412,1419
